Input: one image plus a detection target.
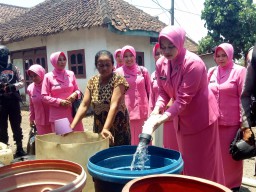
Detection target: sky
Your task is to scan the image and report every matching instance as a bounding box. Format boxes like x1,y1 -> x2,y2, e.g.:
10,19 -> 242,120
124,0 -> 208,43
0,0 -> 208,43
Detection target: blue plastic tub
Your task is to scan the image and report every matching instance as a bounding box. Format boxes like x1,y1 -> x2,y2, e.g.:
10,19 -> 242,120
87,145 -> 183,192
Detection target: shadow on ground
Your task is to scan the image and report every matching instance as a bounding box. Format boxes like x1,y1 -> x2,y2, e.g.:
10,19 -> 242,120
240,186 -> 252,192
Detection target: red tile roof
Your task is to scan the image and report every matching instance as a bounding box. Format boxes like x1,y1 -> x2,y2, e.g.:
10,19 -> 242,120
0,0 -> 197,51
0,4 -> 28,24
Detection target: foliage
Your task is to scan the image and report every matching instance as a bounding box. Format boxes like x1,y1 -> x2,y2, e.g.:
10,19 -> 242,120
199,0 -> 256,59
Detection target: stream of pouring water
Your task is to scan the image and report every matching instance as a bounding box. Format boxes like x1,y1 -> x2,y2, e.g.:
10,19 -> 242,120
130,115 -> 161,170
130,141 -> 149,170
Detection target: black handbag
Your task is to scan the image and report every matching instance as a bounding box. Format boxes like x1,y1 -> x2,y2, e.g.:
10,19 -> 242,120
72,92 -> 84,117
229,128 -> 256,161
27,124 -> 37,155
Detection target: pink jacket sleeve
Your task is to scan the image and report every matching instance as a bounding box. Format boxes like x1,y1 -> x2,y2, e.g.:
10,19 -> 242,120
237,66 -> 247,121
207,66 -> 216,83
237,67 -> 247,98
165,60 -> 205,118
140,66 -> 151,99
157,58 -> 206,119
148,73 -> 155,113
145,68 -> 151,100
155,59 -> 171,109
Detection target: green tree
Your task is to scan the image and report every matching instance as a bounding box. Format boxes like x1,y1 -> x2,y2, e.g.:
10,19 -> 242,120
198,0 -> 256,59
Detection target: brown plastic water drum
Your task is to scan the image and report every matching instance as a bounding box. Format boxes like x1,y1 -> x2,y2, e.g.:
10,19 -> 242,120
122,174 -> 232,192
35,131 -> 109,192
0,159 -> 86,192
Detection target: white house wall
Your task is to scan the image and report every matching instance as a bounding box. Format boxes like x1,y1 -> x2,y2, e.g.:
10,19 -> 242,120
200,54 -> 216,69
7,36 -> 48,100
105,31 -> 155,73
6,27 -> 156,102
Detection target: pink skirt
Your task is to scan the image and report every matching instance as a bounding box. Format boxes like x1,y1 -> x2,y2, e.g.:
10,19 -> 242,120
36,124 -> 52,135
176,121 -> 225,185
130,119 -> 146,145
163,120 -> 179,151
219,125 -> 243,189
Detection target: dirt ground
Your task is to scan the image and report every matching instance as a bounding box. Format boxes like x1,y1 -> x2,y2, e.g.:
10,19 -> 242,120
6,106 -> 256,192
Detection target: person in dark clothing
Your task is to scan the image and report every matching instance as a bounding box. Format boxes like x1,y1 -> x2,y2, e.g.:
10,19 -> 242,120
0,45 -> 26,158
241,46 -> 256,179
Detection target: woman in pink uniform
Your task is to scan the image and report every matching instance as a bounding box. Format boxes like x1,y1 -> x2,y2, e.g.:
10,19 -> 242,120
149,26 -> 225,185
208,43 -> 246,191
149,43 -> 178,150
149,43 -> 161,113
27,64 -> 51,135
114,48 -> 123,69
41,51 -> 83,132
115,45 -> 151,145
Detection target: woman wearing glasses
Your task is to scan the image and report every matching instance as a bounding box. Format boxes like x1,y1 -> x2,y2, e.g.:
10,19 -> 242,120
71,50 -> 131,146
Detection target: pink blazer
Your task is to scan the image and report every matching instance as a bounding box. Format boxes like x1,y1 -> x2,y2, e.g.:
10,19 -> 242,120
115,65 -> 151,120
208,63 -> 246,126
149,71 -> 158,113
27,83 -> 50,126
155,52 -> 219,135
41,70 -> 79,122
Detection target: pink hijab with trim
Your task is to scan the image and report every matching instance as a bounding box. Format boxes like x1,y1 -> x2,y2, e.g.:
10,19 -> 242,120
28,64 -> 45,80
50,51 -> 66,71
121,45 -> 137,73
121,45 -> 136,60
153,43 -> 160,56
50,51 -> 67,82
214,43 -> 234,69
114,49 -> 122,59
27,64 -> 45,85
114,48 -> 122,68
158,25 -> 186,65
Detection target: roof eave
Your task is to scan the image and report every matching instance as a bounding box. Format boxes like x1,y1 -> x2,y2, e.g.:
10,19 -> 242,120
107,24 -> 159,38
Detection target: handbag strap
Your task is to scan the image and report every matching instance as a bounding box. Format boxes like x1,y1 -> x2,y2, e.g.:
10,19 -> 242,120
208,66 -> 217,82
77,91 -> 84,99
234,128 -> 243,143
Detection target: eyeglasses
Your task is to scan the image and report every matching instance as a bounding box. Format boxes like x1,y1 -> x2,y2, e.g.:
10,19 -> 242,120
97,63 -> 112,68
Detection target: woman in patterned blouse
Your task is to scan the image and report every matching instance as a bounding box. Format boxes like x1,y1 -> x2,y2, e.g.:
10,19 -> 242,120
70,50 -> 131,146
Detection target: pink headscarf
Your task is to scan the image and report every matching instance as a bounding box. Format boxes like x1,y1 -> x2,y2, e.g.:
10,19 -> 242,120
159,25 -> 186,64
114,48 -> 123,68
114,49 -> 122,59
121,45 -> 136,59
121,45 -> 137,72
152,43 -> 160,56
50,51 -> 66,71
214,43 -> 234,68
27,64 -> 45,83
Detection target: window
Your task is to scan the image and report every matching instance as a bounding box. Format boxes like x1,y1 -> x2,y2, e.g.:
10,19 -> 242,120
136,52 -> 144,66
10,47 -> 47,92
67,49 -> 86,78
